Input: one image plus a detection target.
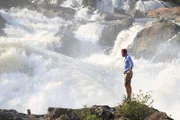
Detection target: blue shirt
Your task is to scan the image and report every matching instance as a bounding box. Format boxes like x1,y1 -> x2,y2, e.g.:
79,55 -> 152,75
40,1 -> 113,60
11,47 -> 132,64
124,54 -> 134,73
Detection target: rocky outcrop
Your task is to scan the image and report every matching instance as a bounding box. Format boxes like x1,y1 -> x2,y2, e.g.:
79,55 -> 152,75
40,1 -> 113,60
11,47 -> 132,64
130,20 -> 180,62
146,7 -> 180,22
0,105 -> 173,120
47,105 -> 114,120
0,109 -> 45,120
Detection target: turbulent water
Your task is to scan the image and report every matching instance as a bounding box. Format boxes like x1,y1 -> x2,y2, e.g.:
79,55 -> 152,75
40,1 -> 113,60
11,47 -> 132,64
0,0 -> 180,119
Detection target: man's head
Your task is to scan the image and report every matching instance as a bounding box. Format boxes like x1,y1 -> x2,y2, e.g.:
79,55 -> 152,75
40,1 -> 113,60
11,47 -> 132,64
121,49 -> 127,57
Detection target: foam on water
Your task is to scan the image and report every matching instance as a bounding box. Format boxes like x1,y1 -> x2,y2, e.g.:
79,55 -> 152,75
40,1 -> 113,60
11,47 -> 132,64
0,2 -> 180,120
0,42 -> 123,113
96,0 -> 113,13
0,8 -> 67,52
75,22 -> 105,43
62,0 -> 83,8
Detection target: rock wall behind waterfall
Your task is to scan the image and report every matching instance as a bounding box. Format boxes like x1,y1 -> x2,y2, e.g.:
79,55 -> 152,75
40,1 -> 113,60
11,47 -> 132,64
0,0 -> 32,8
129,20 -> 180,62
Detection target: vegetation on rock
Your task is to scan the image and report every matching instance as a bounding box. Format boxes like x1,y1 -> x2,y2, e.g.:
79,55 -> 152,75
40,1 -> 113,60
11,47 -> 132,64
0,92 -> 173,120
115,91 -> 154,120
76,105 -> 101,120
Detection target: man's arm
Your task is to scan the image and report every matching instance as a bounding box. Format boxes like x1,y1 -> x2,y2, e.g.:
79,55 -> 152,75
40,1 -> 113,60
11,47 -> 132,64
128,56 -> 134,71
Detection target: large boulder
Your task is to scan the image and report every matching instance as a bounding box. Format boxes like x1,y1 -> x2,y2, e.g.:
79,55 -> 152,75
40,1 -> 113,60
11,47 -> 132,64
146,7 -> 180,22
130,20 -> 180,62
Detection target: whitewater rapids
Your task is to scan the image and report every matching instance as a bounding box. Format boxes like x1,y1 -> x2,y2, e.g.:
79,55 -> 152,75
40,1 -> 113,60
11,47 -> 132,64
0,1 -> 180,120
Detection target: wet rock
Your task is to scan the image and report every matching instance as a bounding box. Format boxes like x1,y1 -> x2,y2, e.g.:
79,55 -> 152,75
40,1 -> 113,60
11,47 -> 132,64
0,15 -> 6,29
134,10 -> 146,18
146,7 -> 180,22
82,0 -> 96,8
59,35 -> 81,57
99,12 -> 131,21
0,15 -> 6,35
55,23 -> 81,57
130,20 -> 180,62
99,18 -> 134,48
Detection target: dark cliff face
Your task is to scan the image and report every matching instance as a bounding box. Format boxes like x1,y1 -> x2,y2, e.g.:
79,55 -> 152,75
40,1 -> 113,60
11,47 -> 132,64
0,105 -> 173,120
0,0 -> 32,8
162,0 -> 180,4
0,14 -> 6,35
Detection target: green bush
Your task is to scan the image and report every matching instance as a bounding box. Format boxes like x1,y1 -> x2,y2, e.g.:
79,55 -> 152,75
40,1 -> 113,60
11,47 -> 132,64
115,91 -> 154,120
76,105 -> 101,120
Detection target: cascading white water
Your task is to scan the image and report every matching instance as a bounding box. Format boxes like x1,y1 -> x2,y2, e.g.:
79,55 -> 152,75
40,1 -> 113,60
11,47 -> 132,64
96,0 -> 170,13
111,23 -> 144,57
135,0 -> 166,13
0,0 -> 180,120
96,0 -> 132,13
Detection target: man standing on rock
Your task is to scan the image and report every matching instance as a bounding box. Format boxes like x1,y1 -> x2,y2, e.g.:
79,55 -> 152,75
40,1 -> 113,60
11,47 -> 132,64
121,49 -> 134,100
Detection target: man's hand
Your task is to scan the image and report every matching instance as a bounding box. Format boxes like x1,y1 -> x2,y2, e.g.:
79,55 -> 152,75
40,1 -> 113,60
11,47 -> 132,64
125,68 -> 133,74
124,70 -> 130,74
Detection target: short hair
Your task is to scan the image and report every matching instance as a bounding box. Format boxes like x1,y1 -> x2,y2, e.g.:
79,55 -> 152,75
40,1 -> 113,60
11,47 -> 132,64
122,49 -> 127,54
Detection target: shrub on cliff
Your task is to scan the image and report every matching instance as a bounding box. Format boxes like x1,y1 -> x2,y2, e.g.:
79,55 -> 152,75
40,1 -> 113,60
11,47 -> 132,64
115,91 -> 154,120
76,105 -> 101,120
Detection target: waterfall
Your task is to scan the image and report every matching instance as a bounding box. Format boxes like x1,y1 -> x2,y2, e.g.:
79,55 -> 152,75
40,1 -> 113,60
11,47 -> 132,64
0,0 -> 179,119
